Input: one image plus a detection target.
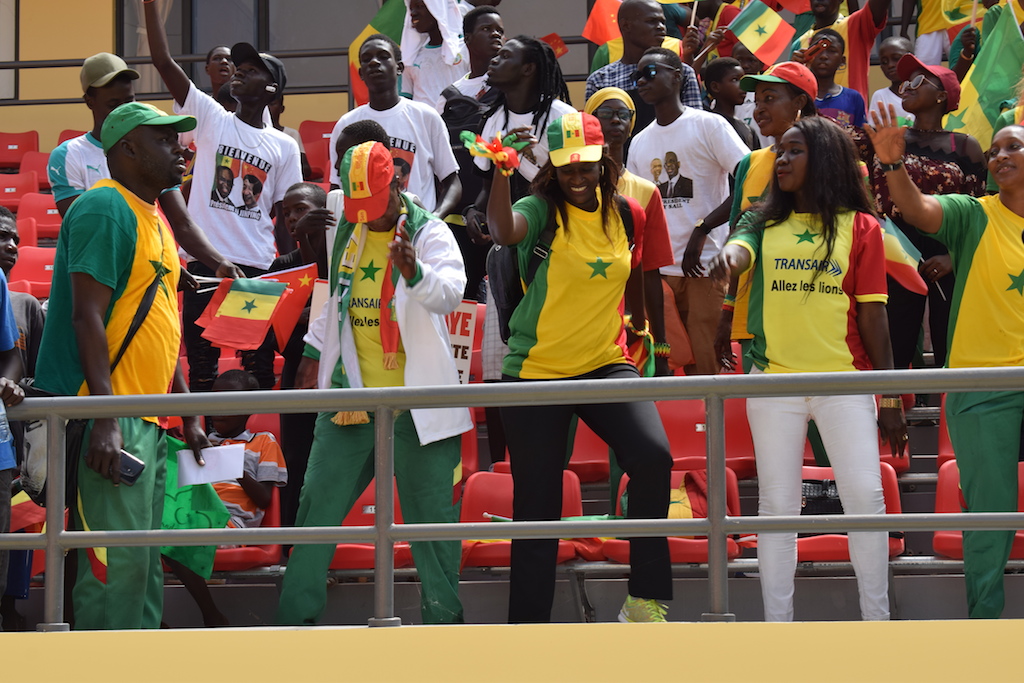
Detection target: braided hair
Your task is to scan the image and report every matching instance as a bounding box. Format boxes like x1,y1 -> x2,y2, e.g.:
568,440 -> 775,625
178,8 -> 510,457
482,35 -> 571,135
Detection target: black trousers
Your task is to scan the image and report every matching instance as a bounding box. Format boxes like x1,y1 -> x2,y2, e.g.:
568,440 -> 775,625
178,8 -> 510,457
501,364 -> 673,623
278,310 -> 316,528
183,261 -> 278,391
886,273 -> 953,370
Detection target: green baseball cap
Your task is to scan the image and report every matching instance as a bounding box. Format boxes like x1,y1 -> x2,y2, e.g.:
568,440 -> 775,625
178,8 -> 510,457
101,102 -> 197,154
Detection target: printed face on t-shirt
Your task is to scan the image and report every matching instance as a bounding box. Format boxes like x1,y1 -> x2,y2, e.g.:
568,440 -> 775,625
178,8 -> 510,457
211,147 -> 272,220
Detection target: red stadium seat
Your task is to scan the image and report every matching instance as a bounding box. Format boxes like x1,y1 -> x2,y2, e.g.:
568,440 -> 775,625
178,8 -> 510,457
247,413 -> 281,443
16,193 -> 61,240
565,420 -> 612,482
937,394 -> 954,469
8,246 -> 55,298
460,470 -> 582,567
58,129 -> 87,145
304,138 -> 330,183
18,151 -> 50,191
298,120 -> 336,148
932,460 -> 1024,559
795,463 -> 905,561
460,423 -> 479,483
0,172 -> 39,212
15,216 -> 37,248
329,479 -> 414,569
602,466 -> 743,564
212,487 -> 283,571
0,131 -> 39,170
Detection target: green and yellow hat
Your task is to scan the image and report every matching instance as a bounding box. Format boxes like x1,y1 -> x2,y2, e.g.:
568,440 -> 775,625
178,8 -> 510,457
101,102 -> 196,154
340,141 -> 394,224
547,112 -> 605,168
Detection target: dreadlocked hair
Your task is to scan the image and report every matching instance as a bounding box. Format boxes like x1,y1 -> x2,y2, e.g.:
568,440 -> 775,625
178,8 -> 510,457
482,35 -> 571,135
747,116 -> 875,281
530,154 -> 622,242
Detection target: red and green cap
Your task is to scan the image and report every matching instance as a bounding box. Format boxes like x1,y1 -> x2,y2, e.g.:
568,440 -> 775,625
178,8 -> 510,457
547,112 -> 605,167
340,141 -> 394,224
741,61 -> 817,101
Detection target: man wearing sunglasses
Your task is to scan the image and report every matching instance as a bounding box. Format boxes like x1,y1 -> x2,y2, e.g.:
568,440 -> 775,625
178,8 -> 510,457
627,47 -> 749,377
586,0 -> 703,142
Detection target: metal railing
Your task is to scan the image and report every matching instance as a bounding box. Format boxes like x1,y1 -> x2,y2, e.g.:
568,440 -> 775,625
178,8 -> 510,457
3,366 -> 1024,630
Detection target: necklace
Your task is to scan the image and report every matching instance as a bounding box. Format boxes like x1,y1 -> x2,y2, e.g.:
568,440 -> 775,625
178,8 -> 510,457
231,114 -> 268,152
910,127 -> 948,134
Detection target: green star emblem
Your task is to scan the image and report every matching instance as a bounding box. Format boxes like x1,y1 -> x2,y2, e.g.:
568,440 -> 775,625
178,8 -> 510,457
587,258 -> 611,279
794,229 -> 816,244
945,108 -> 968,131
149,260 -> 173,298
755,24 -> 767,36
1007,269 -> 1024,295
241,299 -> 257,313
360,260 -> 382,281
945,7 -> 968,21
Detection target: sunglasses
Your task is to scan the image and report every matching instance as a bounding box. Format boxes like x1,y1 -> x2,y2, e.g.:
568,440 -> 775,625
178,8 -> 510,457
630,63 -> 680,84
592,107 -> 635,122
898,74 -> 941,95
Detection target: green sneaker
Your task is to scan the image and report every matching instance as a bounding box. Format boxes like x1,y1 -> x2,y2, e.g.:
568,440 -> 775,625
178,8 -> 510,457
617,595 -> 668,622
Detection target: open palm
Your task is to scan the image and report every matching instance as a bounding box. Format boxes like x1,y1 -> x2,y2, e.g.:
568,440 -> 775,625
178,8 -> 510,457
864,102 -> 907,165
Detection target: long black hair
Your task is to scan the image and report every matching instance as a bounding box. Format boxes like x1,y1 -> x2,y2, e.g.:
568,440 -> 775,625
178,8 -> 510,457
749,116 -> 875,276
482,36 -> 571,135
530,155 -> 622,241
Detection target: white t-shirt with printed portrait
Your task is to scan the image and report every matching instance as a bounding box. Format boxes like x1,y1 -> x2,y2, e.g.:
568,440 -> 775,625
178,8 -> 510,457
328,97 -> 459,213
176,83 -> 303,269
626,107 -> 750,275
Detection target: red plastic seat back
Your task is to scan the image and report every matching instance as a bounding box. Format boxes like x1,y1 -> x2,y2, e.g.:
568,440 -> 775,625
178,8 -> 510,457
58,129 -> 87,145
460,470 -> 583,522
18,151 -> 50,190
342,479 -> 406,525
0,172 -> 38,212
16,193 -> 61,239
0,131 -> 39,170
8,245 -> 55,286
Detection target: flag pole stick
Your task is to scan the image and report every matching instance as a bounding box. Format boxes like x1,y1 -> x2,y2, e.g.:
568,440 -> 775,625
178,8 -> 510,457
690,0 -> 698,28
970,0 -> 979,27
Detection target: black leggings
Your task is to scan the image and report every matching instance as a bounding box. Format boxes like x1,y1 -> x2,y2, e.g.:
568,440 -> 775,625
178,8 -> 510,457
501,363 -> 673,623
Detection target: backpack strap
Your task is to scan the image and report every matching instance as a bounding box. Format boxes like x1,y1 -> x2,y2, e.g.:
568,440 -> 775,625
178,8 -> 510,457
615,195 -> 635,247
523,200 -> 558,286
109,268 -> 163,373
440,84 -> 462,103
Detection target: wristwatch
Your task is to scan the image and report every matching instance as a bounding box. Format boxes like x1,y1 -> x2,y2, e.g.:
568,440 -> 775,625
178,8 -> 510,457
879,160 -> 904,173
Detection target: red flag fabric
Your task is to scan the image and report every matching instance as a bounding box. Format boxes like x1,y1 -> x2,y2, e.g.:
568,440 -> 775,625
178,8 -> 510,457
349,0 -> 407,106
258,263 -> 318,347
196,278 -> 290,350
769,0 -> 812,13
540,33 -> 570,58
583,0 -> 623,45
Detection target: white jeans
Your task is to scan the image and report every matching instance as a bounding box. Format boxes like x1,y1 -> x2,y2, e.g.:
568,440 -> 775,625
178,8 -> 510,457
747,390 -> 890,621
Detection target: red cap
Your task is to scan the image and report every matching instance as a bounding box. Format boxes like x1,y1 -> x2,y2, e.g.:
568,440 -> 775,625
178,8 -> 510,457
340,141 -> 394,224
740,62 -> 817,102
896,54 -> 960,112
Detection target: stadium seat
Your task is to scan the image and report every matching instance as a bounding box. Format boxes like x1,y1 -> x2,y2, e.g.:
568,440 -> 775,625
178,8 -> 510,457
212,486 -> 283,571
18,151 -> 50,191
460,423 -> 479,483
15,216 -> 37,247
602,466 -> 743,564
932,460 -> 1024,559
0,131 -> 39,170
329,479 -> 414,569
565,420 -> 612,482
8,245 -> 55,298
298,120 -> 335,148
16,193 -> 61,240
57,129 -> 87,145
247,413 -> 281,443
794,463 -> 905,561
469,302 -> 486,422
460,470 -> 582,567
304,138 -> 330,183
0,172 -> 39,212
937,394 -> 954,469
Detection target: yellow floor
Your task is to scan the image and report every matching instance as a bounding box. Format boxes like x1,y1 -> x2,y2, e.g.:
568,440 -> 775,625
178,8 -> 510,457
9,620 -> 1023,682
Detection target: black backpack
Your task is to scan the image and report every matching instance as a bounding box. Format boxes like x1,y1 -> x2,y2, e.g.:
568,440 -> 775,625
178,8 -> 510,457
440,84 -> 500,147
487,196 -> 636,344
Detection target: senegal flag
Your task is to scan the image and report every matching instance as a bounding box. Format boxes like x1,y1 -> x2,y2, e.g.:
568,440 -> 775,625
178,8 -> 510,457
727,0 -> 795,66
882,218 -> 928,296
945,2 -> 1024,149
349,0 -> 406,106
196,278 -> 290,350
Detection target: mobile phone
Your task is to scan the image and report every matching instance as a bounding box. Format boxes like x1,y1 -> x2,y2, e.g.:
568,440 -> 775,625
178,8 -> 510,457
802,37 -> 831,62
118,449 -> 146,486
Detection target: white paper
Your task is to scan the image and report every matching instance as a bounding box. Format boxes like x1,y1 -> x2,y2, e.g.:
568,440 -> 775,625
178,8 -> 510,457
177,443 -> 245,487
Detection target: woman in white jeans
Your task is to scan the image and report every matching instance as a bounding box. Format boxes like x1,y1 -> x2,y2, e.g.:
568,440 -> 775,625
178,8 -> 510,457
711,117 -> 907,621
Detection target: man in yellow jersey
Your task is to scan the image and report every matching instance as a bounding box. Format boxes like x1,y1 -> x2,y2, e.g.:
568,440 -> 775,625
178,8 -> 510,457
900,0 -> 952,65
34,102 -> 210,630
276,141 -> 471,626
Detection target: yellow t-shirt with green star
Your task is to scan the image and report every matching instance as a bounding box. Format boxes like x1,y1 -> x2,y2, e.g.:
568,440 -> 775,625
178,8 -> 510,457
348,228 -> 406,387
35,179 -> 181,422
935,194 -> 1024,368
503,195 -> 642,379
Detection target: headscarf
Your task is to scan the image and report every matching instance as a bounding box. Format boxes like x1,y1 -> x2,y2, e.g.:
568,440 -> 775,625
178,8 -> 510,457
583,87 -> 637,137
401,0 -> 466,70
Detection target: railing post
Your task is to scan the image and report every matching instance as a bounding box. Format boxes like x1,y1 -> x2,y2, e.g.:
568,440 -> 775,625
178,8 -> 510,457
368,406 -> 401,627
702,396 -> 735,622
37,414 -> 69,631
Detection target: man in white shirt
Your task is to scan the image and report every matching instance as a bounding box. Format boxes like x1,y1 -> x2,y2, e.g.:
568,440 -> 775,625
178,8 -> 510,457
627,47 -> 749,375
401,0 -> 469,106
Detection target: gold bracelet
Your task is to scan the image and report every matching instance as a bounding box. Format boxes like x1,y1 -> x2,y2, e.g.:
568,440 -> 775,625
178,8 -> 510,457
879,397 -> 902,409
959,49 -> 975,61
